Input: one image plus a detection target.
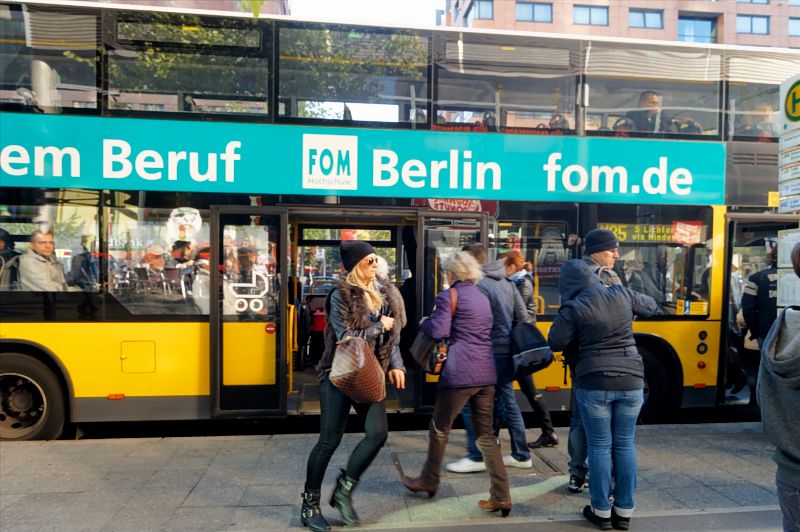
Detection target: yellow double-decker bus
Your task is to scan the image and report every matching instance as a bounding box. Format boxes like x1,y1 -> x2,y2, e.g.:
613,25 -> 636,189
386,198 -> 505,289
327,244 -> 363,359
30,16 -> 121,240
1,1 -> 798,440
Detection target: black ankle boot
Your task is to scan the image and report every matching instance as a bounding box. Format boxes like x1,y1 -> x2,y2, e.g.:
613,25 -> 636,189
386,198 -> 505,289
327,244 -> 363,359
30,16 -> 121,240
301,489 -> 331,531
330,469 -> 360,526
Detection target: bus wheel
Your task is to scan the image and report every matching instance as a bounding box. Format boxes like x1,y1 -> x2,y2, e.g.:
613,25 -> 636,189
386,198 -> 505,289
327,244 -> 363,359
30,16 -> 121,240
0,353 -> 65,440
640,347 -> 669,423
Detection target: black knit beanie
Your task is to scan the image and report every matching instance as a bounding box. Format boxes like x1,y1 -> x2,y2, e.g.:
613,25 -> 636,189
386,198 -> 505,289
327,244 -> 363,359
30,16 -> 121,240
340,240 -> 375,272
584,229 -> 619,255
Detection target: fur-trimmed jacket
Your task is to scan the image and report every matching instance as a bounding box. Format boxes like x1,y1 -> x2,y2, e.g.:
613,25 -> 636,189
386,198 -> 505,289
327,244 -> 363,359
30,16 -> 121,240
317,280 -> 406,381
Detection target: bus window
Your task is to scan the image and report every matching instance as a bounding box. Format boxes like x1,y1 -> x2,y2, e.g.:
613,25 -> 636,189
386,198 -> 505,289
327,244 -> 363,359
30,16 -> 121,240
594,205 -> 713,316
727,82 -> 780,141
0,5 -> 98,113
584,45 -> 721,138
108,205 -> 209,315
0,203 -> 99,295
108,13 -> 268,116
278,25 -> 429,123
494,220 -> 574,316
434,35 -> 578,134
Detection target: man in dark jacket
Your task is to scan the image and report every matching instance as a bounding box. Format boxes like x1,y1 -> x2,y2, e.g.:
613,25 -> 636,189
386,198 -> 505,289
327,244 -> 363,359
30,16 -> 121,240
758,242 -> 800,532
549,260 -> 656,530
446,243 -> 533,473
742,246 -> 778,348
566,228 -> 623,493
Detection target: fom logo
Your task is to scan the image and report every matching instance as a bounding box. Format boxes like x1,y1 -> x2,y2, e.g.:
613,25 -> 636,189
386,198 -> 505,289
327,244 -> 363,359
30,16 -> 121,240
302,134 -> 358,190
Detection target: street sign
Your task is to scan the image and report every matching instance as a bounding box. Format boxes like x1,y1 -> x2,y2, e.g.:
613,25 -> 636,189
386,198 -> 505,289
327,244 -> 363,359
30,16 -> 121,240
779,74 -> 800,213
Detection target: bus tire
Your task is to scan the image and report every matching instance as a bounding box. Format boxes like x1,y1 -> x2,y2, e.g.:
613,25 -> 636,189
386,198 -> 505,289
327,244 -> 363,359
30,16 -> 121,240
0,353 -> 65,441
639,347 -> 669,423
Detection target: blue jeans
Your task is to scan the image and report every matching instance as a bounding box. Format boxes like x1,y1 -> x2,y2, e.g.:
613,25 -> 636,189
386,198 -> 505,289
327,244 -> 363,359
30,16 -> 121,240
464,381 -> 531,462
575,388 -> 644,516
568,386 -> 588,479
777,478 -> 800,532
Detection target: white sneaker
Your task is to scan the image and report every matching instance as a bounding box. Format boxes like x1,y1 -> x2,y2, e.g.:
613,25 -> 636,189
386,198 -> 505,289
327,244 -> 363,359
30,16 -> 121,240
503,454 -> 533,469
445,457 -> 486,473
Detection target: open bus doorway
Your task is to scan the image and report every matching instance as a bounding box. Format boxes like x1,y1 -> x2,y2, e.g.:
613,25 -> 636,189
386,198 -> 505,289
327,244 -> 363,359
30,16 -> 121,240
286,208 -> 488,416
723,214 -> 800,407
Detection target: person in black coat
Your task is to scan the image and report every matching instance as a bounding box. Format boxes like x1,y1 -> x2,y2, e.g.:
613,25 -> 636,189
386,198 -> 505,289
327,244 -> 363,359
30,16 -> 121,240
742,246 -> 778,348
548,260 -> 656,530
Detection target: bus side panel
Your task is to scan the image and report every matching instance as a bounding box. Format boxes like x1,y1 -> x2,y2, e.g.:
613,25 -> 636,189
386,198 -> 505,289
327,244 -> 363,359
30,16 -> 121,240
2,323 -> 212,422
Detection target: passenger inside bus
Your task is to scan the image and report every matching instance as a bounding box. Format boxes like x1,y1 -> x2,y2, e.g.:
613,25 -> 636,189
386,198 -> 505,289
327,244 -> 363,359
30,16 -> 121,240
617,90 -> 677,133
19,230 -> 67,292
736,103 -> 778,138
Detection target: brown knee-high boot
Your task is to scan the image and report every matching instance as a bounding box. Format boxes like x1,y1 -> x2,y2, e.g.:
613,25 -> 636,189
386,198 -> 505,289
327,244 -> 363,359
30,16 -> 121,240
476,433 -> 512,516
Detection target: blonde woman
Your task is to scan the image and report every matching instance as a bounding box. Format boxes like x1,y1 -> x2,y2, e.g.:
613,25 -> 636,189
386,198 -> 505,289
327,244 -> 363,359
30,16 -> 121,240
301,240 -> 406,531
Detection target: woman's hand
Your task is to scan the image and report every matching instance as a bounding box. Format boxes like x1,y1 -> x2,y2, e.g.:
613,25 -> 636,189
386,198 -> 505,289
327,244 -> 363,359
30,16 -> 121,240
380,315 -> 395,331
388,369 -> 405,389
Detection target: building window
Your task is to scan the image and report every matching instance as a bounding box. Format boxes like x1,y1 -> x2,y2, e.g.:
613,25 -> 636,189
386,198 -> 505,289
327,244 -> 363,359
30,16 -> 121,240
791,18 -> 800,36
469,0 -> 494,20
678,16 -> 717,43
737,0 -> 769,4
629,9 -> 663,29
737,15 -> 769,34
516,2 -> 553,23
574,5 -> 608,26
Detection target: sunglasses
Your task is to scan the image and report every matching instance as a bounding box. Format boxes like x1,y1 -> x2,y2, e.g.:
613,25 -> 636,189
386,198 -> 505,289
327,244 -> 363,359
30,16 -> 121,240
365,257 -> 377,265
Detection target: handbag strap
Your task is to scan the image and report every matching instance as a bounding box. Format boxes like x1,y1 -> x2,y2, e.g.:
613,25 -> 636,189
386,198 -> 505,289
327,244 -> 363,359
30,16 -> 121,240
449,286 -> 457,317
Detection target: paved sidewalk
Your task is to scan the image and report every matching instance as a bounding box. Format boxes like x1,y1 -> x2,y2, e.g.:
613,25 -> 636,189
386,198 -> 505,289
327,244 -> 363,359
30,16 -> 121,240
0,422 -> 781,531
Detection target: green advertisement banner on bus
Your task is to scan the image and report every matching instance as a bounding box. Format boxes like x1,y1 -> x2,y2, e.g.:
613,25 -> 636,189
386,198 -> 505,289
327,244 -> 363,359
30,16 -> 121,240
0,113 -> 726,205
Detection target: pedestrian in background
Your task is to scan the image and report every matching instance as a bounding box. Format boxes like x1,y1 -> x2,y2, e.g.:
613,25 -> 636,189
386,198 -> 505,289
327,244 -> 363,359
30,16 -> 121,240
502,250 -> 558,449
401,251 -> 512,517
758,242 -> 800,532
742,245 -> 778,349
446,243 -> 533,473
548,259 -> 656,530
300,240 -> 406,531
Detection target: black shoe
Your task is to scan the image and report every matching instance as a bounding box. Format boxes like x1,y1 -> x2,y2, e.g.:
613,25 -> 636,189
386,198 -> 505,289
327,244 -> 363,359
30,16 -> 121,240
300,490 -> 331,532
583,505 -> 612,530
528,432 -> 559,449
330,469 -> 360,526
611,508 -> 630,530
568,475 -> 586,493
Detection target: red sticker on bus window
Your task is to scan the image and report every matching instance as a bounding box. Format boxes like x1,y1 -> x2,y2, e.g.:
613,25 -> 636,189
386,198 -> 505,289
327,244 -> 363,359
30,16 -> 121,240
264,323 -> 277,334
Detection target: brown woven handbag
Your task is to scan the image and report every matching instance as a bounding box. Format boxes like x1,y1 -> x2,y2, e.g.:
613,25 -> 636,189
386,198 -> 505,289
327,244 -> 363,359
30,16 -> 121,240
329,336 -> 386,403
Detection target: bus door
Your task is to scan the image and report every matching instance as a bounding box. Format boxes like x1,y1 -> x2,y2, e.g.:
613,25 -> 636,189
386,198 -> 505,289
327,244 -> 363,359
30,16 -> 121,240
209,207 -> 288,416
416,212 -> 488,409
722,213 -> 800,405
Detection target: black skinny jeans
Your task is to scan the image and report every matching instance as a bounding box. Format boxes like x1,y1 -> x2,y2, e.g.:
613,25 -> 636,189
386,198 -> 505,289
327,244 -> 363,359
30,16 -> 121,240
305,376 -> 388,491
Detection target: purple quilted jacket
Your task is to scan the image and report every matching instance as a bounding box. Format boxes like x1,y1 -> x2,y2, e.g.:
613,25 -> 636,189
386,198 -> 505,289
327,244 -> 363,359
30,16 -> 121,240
420,280 -> 496,389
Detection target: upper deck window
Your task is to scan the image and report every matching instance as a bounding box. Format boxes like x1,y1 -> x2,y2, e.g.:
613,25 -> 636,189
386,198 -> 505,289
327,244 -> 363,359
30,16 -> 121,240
278,25 -> 428,124
434,35 -> 579,134
107,13 -> 268,117
584,45 -> 721,139
0,5 -> 98,113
